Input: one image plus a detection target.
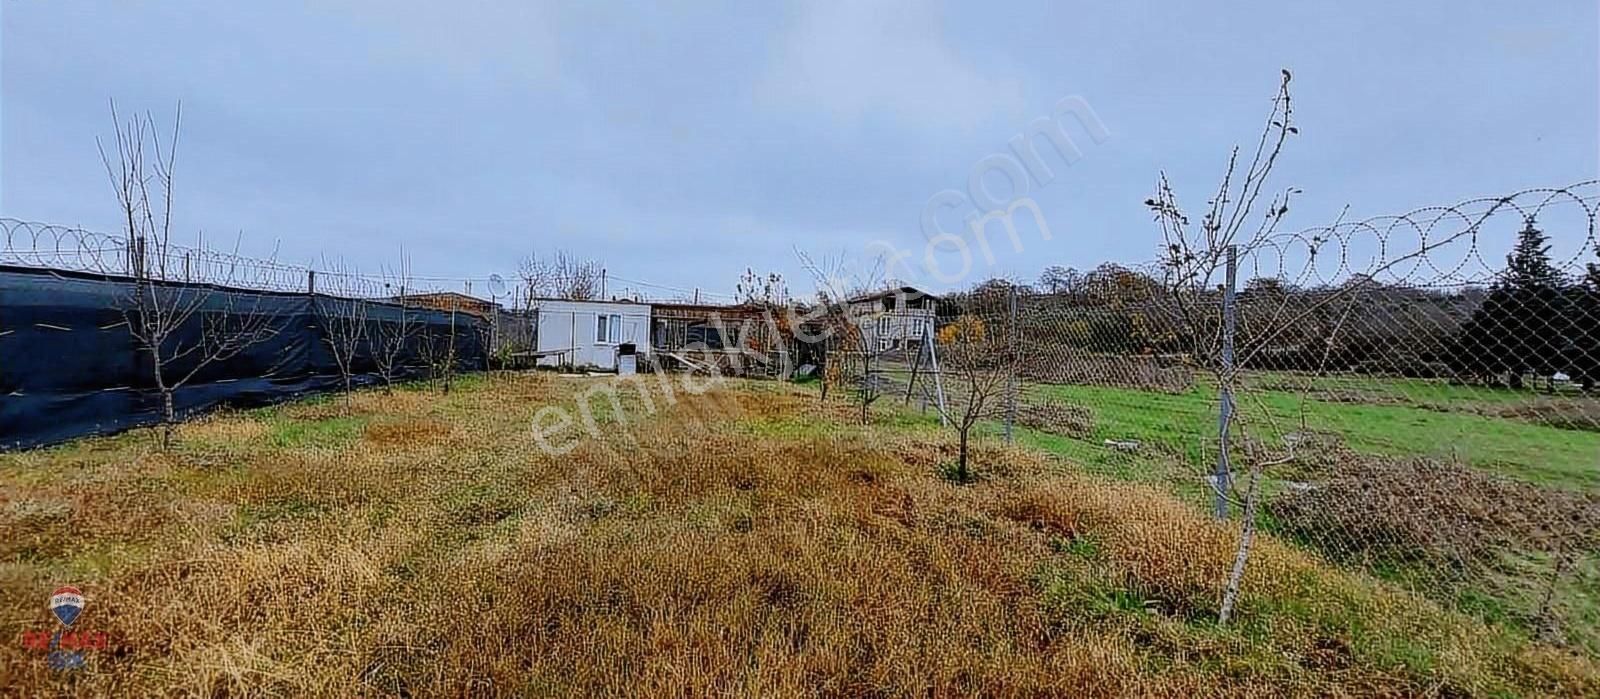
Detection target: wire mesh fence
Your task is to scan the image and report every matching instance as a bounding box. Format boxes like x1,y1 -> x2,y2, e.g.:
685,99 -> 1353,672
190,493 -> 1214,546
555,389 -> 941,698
7,181 -> 1600,655
875,181 -> 1600,655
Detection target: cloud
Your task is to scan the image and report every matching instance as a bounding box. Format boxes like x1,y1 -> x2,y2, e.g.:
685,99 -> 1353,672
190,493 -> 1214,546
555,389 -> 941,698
319,0 -> 563,89
757,0 -> 1023,132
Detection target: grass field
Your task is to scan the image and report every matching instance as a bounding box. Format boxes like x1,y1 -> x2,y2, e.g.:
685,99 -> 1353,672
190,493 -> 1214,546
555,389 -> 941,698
1023,377 -> 1600,490
3,373 -> 1598,696
982,373 -> 1600,657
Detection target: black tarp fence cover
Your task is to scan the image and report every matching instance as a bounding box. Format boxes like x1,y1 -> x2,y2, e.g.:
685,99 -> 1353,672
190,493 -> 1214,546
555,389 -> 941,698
1,265 -> 487,450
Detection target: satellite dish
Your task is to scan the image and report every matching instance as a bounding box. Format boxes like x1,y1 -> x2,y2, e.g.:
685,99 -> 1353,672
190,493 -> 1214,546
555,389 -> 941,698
487,274 -> 508,297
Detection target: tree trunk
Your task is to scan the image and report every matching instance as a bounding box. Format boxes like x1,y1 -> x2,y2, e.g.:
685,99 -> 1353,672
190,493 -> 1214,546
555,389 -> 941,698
161,390 -> 176,450
150,349 -> 175,450
957,427 -> 970,482
1218,465 -> 1262,624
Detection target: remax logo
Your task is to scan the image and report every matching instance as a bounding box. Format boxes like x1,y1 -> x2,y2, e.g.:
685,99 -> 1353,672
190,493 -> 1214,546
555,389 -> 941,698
19,585 -> 110,671
49,586 -> 84,627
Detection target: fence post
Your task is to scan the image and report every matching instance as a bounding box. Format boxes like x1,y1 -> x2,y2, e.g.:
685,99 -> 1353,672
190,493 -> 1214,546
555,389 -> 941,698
131,236 -> 147,279
925,320 -> 949,427
1005,283 -> 1018,444
903,331 -> 925,405
1215,245 -> 1237,520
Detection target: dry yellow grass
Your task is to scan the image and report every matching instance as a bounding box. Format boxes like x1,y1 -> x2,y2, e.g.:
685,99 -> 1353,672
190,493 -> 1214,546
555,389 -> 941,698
1,373 -> 1596,697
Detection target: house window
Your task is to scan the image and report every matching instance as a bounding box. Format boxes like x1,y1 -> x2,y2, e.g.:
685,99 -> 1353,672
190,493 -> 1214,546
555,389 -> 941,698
596,314 -> 625,344
877,316 -> 891,336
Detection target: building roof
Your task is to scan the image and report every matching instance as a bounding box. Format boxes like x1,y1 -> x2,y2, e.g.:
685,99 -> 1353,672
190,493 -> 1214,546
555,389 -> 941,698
527,296 -> 650,306
651,300 -> 768,313
391,291 -> 499,306
846,285 -> 939,303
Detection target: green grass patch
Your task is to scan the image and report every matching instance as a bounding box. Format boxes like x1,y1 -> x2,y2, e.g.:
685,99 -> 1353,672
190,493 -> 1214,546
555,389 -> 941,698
267,415 -> 368,449
439,480 -> 527,533
1035,561 -> 1152,622
738,415 -> 849,440
223,495 -> 330,543
1031,381 -> 1600,489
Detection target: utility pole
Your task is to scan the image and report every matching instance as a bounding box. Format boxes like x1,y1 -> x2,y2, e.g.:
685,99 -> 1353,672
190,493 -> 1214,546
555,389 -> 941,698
1215,245 -> 1237,520
488,290 -> 500,368
601,268 -> 608,300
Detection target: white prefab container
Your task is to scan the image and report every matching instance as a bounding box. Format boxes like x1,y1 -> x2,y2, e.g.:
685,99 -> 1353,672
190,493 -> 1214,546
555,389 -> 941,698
533,299 -> 652,370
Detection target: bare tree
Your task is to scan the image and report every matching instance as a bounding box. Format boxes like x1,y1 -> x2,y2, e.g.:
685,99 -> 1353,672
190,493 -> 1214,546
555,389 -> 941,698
518,250 -> 603,302
1038,265 -> 1083,295
1144,70 -> 1299,624
736,267 -> 789,306
313,257 -> 369,409
100,102 -> 284,448
416,328 -> 446,390
1148,70 -> 1298,343
734,267 -> 792,356
1144,71 -> 1539,624
417,305 -> 461,394
798,249 -> 885,422
932,291 -> 1025,482
369,258 -> 418,392
516,254 -> 556,310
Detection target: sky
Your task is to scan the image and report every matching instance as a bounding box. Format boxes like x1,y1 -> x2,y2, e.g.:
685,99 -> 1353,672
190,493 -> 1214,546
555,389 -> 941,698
3,1 -> 1596,300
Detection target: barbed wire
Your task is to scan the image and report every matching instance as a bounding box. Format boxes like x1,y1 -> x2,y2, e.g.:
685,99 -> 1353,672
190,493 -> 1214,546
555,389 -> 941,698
1234,182 -> 1598,288
608,274 -> 740,302
0,217 -> 739,303
903,179 -> 1600,658
778,181 -> 1600,660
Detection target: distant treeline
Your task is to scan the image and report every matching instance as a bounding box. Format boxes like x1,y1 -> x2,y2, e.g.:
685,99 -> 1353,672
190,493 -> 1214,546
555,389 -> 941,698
936,219 -> 1600,390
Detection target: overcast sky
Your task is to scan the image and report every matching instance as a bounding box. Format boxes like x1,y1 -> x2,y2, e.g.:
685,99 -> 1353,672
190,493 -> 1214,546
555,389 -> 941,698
3,1 -> 1596,299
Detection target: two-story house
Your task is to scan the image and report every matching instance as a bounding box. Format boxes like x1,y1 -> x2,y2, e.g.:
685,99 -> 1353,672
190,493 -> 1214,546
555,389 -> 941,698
847,286 -> 939,352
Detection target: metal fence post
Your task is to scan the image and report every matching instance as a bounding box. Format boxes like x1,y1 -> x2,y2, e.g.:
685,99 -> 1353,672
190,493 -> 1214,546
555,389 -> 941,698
1005,283 -> 1018,444
925,321 -> 949,428
1215,245 -> 1237,520
131,236 -> 147,279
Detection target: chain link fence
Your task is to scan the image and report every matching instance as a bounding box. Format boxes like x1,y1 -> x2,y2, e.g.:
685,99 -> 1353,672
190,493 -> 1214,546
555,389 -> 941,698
7,182 -> 1600,656
883,181 -> 1600,655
